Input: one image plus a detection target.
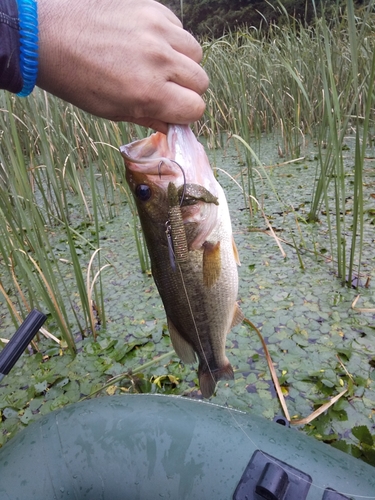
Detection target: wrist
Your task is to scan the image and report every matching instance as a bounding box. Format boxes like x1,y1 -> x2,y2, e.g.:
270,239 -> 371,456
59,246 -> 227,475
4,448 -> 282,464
16,0 -> 39,97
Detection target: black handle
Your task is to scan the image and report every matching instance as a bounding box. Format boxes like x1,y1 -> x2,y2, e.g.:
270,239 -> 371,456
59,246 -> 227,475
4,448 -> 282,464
0,309 -> 46,376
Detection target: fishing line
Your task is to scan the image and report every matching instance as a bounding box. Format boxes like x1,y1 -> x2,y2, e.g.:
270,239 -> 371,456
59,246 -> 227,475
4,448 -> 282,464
175,246 -> 375,499
176,162 -> 375,498
123,138 -> 375,498
175,261 -> 222,395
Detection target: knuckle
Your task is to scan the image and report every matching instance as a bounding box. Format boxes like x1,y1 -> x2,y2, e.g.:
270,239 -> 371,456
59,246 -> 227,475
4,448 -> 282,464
183,31 -> 203,63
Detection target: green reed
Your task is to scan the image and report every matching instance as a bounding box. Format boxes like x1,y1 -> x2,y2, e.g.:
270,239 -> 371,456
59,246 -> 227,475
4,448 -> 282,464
200,0 -> 375,282
0,89 -> 149,348
1,0 -> 374,348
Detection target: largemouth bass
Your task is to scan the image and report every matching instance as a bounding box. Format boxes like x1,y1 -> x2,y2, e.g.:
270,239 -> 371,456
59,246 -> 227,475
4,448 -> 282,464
120,125 -> 243,398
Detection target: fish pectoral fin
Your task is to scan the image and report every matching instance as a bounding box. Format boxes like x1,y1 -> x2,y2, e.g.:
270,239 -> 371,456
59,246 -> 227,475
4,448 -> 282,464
230,302 -> 244,329
198,359 -> 234,399
232,236 -> 241,266
167,317 -> 196,364
202,241 -> 221,287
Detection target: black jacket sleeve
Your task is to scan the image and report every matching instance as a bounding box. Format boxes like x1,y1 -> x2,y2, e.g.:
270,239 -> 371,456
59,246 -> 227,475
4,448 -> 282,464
0,0 -> 22,93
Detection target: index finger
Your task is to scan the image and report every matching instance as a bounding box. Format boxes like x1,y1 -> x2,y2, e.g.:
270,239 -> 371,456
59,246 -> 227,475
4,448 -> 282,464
144,81 -> 207,125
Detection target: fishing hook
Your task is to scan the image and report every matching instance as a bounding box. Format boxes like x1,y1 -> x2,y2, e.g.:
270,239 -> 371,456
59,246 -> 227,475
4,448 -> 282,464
158,159 -> 187,207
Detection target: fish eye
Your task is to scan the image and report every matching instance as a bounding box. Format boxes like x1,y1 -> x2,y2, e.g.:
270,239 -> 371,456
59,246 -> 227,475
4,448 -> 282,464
135,184 -> 152,201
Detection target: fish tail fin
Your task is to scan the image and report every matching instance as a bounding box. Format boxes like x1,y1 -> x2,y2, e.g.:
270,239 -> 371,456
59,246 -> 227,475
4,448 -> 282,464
198,360 -> 234,399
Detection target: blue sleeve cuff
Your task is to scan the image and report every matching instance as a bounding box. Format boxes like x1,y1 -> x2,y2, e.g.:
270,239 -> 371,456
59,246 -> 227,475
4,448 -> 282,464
16,0 -> 38,97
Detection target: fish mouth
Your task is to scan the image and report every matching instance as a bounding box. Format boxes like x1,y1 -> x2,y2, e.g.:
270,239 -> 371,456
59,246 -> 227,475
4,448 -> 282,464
120,124 -> 219,196
120,132 -> 186,183
120,132 -> 169,172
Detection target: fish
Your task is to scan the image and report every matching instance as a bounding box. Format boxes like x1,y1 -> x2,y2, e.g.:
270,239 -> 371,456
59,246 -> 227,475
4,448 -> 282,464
120,125 -> 243,398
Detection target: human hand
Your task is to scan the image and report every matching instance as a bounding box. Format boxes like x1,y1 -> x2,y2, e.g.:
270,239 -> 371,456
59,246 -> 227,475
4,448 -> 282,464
36,0 -> 209,132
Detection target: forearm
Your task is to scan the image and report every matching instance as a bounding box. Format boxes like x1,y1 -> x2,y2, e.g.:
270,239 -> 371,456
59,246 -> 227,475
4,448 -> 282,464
0,0 -> 22,93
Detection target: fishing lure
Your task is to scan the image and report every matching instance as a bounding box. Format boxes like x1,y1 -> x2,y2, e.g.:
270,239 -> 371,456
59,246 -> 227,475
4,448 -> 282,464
166,182 -> 189,271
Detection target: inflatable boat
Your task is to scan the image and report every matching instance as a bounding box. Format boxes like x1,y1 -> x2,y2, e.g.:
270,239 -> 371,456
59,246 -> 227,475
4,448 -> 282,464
0,312 -> 373,498
0,393 -> 373,500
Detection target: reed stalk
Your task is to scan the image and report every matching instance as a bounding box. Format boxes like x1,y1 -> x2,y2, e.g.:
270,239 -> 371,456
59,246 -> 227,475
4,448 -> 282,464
200,0 -> 375,281
0,89 -> 140,348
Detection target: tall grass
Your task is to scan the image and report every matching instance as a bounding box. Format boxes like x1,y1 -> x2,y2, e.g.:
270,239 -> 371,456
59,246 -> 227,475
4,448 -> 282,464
0,90 -> 145,348
201,0 -> 375,283
0,0 -> 373,350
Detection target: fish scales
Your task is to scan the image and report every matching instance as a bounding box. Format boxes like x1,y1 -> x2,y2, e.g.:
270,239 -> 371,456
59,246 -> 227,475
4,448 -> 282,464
120,125 -> 243,398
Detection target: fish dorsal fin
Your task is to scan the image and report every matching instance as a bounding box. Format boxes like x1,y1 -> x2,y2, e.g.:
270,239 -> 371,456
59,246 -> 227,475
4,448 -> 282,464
167,317 -> 196,364
232,236 -> 241,266
202,241 -> 221,287
230,303 -> 244,329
